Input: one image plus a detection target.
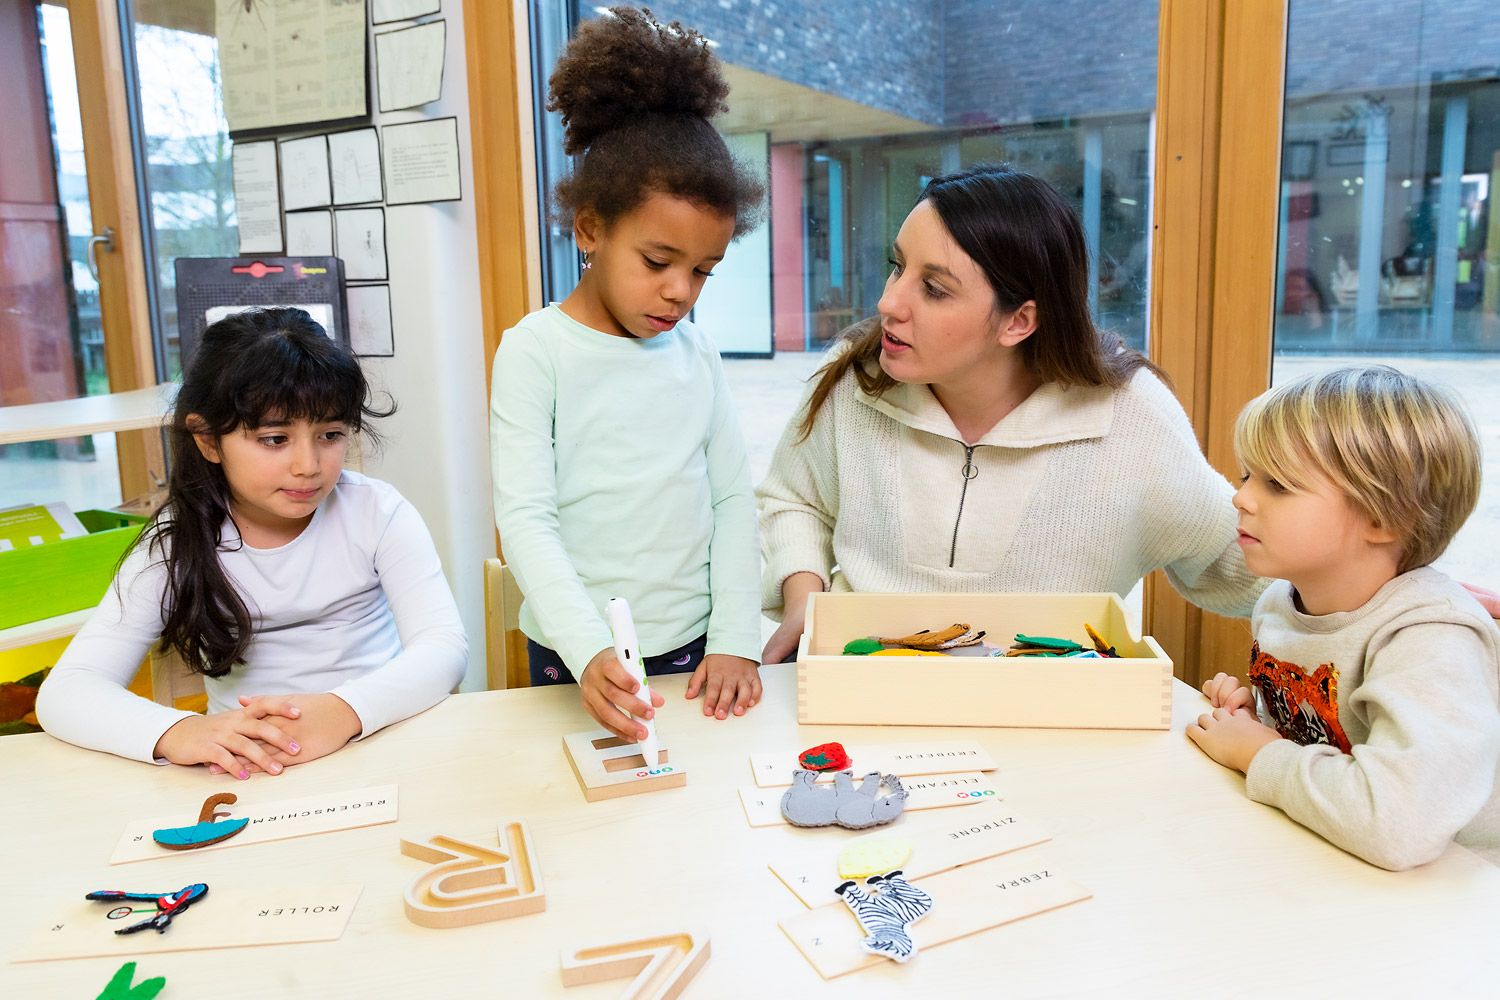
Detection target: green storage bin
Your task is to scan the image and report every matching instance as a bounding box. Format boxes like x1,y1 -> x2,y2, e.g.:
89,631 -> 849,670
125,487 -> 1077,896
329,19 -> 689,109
0,509 -> 148,630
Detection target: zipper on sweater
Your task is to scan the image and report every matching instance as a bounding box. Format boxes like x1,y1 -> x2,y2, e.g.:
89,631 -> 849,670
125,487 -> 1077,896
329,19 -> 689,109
949,445 -> 978,568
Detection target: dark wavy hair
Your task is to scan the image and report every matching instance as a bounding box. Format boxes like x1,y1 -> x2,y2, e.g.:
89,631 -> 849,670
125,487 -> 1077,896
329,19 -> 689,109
798,164 -> 1161,440
129,308 -> 394,677
547,6 -> 763,236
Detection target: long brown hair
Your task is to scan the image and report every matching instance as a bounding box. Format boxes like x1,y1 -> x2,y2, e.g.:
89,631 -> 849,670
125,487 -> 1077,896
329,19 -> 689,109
797,165 -> 1158,440
130,309 -> 393,677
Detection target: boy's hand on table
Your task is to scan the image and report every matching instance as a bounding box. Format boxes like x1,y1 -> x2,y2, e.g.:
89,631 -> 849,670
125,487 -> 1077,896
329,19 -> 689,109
1186,707 -> 1281,773
1201,672 -> 1254,713
154,705 -> 302,779
580,648 -> 662,742
686,654 -> 761,719
205,694 -> 360,776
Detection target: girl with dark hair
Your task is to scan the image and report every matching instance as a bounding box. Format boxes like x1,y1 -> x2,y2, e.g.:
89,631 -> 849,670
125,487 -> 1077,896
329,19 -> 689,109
491,7 -> 764,741
38,309 -> 467,775
759,165 -> 1265,663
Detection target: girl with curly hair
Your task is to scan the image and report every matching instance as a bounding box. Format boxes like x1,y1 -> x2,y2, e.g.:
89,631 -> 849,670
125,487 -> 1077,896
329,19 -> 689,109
490,7 -> 765,741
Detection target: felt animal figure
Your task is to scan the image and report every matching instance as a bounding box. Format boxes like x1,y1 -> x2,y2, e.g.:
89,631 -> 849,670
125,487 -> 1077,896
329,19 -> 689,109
835,870 -> 933,963
152,792 -> 249,849
878,624 -> 987,651
780,770 -> 908,829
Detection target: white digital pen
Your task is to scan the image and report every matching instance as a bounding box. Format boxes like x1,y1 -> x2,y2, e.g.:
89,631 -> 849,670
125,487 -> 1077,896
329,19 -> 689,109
606,597 -> 659,768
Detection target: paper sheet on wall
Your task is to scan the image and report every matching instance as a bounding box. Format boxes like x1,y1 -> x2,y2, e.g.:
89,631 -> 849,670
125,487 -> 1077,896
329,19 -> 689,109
329,128 -> 384,204
334,207 -> 388,280
218,0 -> 368,135
375,20 -> 446,112
382,117 -> 462,205
279,135 -> 332,211
286,210 -> 334,256
232,141 -> 282,253
12,884 -> 362,962
347,284 -> 395,356
372,0 -> 440,24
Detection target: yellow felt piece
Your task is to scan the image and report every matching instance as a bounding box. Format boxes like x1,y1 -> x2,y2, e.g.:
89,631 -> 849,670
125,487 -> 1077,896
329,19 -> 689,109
837,838 -> 912,879
868,649 -> 946,657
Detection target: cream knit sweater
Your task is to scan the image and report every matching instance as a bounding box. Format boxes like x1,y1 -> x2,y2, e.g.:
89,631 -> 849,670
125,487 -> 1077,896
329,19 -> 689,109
758,357 -> 1264,618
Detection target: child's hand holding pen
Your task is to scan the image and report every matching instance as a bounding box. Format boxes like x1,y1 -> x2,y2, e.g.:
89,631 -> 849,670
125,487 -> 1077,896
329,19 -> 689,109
1201,671 -> 1254,713
580,648 -> 664,742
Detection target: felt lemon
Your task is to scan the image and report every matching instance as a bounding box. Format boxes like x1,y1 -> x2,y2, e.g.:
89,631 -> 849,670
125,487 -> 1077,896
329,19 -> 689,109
868,649 -> 946,657
837,838 -> 912,879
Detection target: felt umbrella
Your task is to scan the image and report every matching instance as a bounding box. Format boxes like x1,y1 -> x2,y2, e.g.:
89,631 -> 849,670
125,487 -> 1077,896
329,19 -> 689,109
152,792 -> 249,850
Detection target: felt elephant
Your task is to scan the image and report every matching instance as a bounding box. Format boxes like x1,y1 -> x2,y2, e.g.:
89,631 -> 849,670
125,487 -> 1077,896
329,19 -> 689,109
780,769 -> 908,829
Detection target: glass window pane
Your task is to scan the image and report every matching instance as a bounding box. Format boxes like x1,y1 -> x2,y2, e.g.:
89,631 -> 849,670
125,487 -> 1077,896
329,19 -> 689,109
527,2 -> 1160,623
530,0 -> 1160,395
1273,1 -> 1500,583
127,1 -> 238,380
0,3 -> 121,511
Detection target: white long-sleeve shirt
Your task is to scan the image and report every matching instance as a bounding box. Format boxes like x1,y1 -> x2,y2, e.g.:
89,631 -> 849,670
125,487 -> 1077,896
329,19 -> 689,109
36,471 -> 468,763
758,353 -> 1264,617
490,305 -> 760,675
1245,570 -> 1500,870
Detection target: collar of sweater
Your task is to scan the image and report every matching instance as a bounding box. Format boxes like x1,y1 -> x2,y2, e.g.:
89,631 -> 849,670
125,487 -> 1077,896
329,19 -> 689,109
856,375 -> 1116,448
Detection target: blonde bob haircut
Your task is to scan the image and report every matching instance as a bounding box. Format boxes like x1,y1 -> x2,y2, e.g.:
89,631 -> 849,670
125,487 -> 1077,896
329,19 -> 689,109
1234,365 -> 1481,574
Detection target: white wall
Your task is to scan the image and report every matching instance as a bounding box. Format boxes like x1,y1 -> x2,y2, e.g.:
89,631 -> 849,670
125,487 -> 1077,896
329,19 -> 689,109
360,2 -> 495,691
693,130 -> 774,355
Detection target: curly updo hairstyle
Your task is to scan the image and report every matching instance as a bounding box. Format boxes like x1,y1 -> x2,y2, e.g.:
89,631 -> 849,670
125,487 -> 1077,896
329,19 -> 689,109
547,6 -> 764,237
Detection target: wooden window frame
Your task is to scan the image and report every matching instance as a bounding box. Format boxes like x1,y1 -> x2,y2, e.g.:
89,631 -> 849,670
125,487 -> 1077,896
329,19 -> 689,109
68,0 -> 165,500
465,0 -> 540,677
1144,0 -> 1287,685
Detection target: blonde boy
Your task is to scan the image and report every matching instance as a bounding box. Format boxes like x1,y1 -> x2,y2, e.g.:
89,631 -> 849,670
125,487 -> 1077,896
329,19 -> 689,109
1189,365 -> 1500,870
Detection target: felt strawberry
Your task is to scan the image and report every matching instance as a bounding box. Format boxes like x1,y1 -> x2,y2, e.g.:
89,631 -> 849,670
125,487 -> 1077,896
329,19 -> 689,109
799,742 -> 851,771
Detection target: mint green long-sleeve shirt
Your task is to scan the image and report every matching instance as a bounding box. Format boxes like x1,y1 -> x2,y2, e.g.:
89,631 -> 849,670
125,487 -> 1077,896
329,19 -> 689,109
490,306 -> 760,675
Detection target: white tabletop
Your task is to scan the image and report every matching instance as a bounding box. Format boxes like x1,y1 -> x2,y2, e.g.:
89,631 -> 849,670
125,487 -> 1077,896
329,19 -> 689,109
0,384 -> 176,445
5,665 -> 1498,998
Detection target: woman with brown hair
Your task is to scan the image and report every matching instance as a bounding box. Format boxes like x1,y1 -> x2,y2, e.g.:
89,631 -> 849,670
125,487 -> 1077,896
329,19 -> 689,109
758,165 -> 1263,662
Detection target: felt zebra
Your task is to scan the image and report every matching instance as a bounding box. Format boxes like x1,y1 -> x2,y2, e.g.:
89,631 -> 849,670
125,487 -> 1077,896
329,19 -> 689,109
834,870 -> 933,963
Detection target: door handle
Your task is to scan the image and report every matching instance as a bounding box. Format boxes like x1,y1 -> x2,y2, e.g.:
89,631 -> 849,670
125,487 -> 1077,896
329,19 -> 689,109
86,227 -> 116,281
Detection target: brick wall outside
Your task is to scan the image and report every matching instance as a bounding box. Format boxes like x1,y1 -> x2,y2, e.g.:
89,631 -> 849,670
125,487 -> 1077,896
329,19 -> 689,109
634,0 -> 1498,126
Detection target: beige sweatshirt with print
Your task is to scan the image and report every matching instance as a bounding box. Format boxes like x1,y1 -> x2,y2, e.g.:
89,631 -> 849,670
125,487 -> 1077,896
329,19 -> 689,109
757,360 -> 1263,618
1245,569 -> 1500,870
